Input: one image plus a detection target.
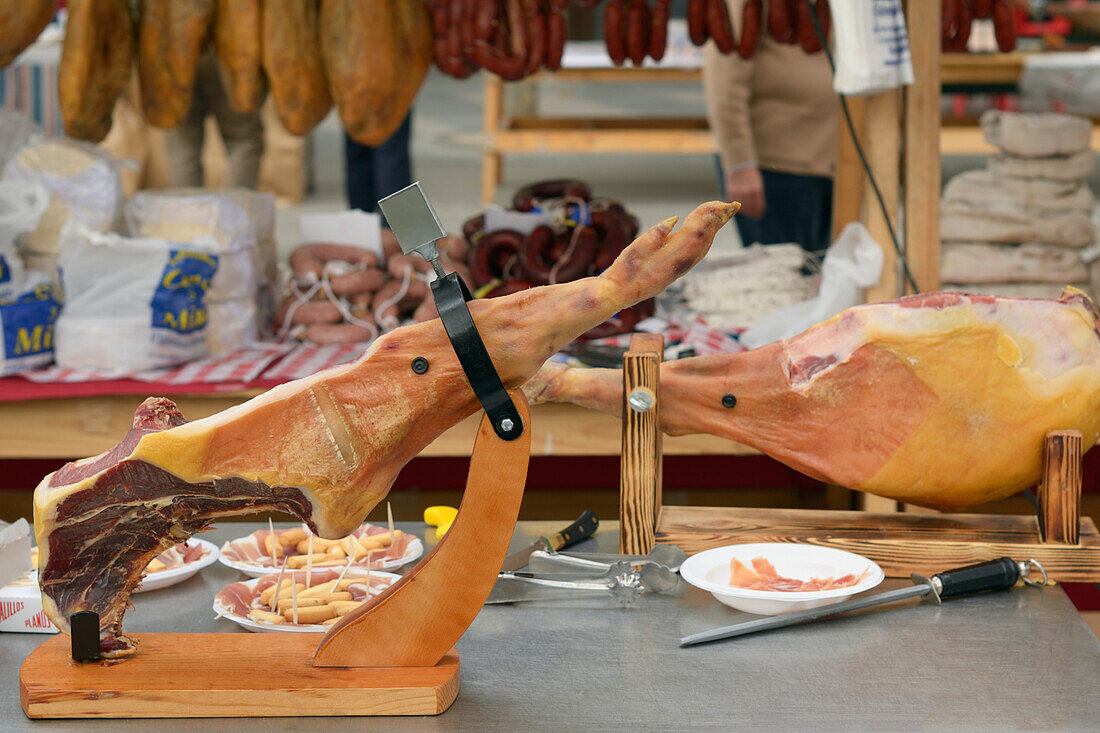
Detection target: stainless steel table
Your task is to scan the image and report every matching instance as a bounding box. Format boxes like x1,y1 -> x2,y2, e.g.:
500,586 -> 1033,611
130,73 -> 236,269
4,520 -> 1100,731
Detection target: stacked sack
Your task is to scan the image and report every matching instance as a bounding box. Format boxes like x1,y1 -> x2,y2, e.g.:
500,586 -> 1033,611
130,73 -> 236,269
941,111 -> 1096,299
1,138 -> 125,283
662,244 -> 818,332
124,189 -> 276,356
0,181 -> 58,376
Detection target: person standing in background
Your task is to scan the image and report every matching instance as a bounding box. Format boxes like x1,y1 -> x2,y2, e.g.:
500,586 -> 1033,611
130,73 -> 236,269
344,111 -> 413,227
165,52 -> 264,190
702,0 -> 837,254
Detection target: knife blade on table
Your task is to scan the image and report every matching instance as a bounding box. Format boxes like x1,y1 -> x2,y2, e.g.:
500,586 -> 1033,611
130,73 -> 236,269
499,511 -> 599,572
679,557 -> 1047,647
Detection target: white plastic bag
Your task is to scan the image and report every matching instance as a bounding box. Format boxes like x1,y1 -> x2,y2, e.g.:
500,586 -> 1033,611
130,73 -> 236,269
54,224 -> 219,375
831,0 -> 915,96
0,271 -> 60,376
739,223 -> 884,349
0,181 -> 49,300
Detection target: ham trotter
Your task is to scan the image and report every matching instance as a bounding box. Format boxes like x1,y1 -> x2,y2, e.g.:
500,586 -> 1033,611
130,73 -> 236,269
523,289 -> 1100,510
34,201 -> 740,657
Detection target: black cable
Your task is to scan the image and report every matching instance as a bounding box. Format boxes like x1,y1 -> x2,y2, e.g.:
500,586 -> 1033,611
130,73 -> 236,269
805,0 -> 920,295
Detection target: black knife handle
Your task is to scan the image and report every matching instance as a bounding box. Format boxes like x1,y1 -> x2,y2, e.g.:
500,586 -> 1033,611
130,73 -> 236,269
548,511 -> 600,551
934,557 -> 1020,599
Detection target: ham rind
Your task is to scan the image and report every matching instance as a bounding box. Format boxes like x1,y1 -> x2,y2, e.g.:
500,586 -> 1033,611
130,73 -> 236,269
523,288 -> 1100,509
34,201 -> 740,657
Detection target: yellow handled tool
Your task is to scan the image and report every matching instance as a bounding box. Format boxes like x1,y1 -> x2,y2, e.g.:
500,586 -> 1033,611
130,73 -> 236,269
423,505 -> 458,537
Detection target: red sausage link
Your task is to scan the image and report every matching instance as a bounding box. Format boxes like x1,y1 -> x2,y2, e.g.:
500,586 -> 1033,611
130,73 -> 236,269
626,0 -> 650,66
972,0 -> 993,20
546,9 -> 566,70
943,0 -> 970,52
767,0 -> 793,43
649,0 -> 670,61
548,225 -> 598,283
795,0 -> 821,53
816,0 -> 830,41
991,0 -> 1015,52
707,0 -> 737,54
687,0 -> 708,46
739,0 -> 762,58
512,179 -> 592,211
469,229 -> 524,286
605,0 -> 628,65
941,0 -> 956,40
524,0 -> 546,75
519,225 -> 557,285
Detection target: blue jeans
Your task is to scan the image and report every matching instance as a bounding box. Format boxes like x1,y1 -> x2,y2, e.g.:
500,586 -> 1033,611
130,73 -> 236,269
716,159 -> 833,254
344,112 -> 413,226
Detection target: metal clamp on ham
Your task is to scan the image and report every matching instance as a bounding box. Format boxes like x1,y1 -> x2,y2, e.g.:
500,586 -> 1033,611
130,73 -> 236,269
378,182 -> 524,441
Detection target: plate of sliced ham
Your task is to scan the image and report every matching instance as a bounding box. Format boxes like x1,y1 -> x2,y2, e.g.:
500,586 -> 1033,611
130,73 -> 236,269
218,524 -> 423,578
679,543 -> 884,616
134,538 -> 220,593
213,567 -> 400,632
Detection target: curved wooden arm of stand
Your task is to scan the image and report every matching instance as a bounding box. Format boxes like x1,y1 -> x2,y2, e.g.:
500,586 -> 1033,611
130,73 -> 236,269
314,390 -> 532,668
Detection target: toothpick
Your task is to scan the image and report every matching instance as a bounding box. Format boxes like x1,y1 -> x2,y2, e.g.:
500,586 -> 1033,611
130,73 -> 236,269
334,552 -> 354,585
270,562 -> 288,613
365,550 -> 373,594
387,502 -> 395,539
306,533 -> 314,588
268,517 -> 277,566
291,575 -> 299,625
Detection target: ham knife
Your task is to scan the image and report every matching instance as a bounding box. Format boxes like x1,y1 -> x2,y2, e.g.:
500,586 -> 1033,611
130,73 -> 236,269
499,511 -> 600,572
680,557 -> 1048,647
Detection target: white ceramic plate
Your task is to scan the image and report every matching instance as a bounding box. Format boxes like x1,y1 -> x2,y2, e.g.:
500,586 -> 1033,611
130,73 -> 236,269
133,539 -> 220,594
217,525 -> 423,578
679,543 -> 884,616
212,567 -> 400,633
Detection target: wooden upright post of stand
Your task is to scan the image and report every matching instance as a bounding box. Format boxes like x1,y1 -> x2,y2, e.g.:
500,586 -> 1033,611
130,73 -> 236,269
21,393 -> 533,719
1039,430 -> 1082,545
620,333 -> 663,555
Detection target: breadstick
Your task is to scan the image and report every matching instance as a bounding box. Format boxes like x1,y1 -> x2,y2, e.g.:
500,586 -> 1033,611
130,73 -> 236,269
263,533 -> 284,559
287,553 -> 328,569
283,605 -> 338,624
279,527 -> 309,546
330,601 -> 365,616
277,596 -> 326,613
248,609 -> 287,624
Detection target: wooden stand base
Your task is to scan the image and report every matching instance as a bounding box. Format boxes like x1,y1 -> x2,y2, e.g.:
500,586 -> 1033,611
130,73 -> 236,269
20,634 -> 459,718
656,505 -> 1100,582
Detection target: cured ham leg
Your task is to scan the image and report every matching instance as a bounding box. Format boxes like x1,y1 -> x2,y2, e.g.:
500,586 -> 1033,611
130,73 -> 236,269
523,289 -> 1100,510
34,201 -> 739,657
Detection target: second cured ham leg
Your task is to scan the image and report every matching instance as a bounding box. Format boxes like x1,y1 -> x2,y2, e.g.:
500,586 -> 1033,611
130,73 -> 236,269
34,201 -> 740,657
523,289 -> 1100,510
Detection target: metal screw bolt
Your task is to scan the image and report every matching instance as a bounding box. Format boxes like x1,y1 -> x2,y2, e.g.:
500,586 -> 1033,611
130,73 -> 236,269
411,357 -> 429,374
721,394 -> 737,408
500,418 -> 515,432
628,389 -> 653,412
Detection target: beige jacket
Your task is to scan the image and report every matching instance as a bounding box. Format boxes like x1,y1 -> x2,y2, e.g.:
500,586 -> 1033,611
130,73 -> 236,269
702,0 -> 838,178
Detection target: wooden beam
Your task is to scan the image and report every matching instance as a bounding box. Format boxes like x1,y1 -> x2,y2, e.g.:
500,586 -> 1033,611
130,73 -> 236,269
862,90 -> 902,304
904,0 -> 942,293
832,96 -> 866,239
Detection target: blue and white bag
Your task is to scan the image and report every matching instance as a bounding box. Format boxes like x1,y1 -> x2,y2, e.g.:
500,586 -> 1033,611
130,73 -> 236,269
54,224 -> 219,375
0,272 -> 60,376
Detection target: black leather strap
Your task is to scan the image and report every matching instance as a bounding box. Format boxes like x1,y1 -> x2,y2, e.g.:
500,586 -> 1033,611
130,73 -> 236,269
431,273 -> 524,440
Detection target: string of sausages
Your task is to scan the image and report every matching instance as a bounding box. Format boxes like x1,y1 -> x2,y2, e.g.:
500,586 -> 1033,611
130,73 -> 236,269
431,0 -> 569,79
942,0 -> 1016,53
458,179 -> 655,339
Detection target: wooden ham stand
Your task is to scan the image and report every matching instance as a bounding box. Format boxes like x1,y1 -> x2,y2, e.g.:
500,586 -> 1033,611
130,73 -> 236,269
20,393 -> 532,719
617,334 -> 1100,582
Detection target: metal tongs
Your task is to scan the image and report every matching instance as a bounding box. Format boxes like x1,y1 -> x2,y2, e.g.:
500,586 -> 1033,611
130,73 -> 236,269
486,545 -> 687,606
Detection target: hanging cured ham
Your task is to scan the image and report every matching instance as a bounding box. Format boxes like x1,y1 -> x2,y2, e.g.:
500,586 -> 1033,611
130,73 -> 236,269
34,201 -> 740,658
320,0 -> 433,146
138,0 -> 216,128
0,0 -> 54,71
59,0 -> 133,142
523,289 -> 1100,509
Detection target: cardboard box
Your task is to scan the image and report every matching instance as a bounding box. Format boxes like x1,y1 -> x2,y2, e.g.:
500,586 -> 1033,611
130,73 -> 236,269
0,576 -> 58,634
